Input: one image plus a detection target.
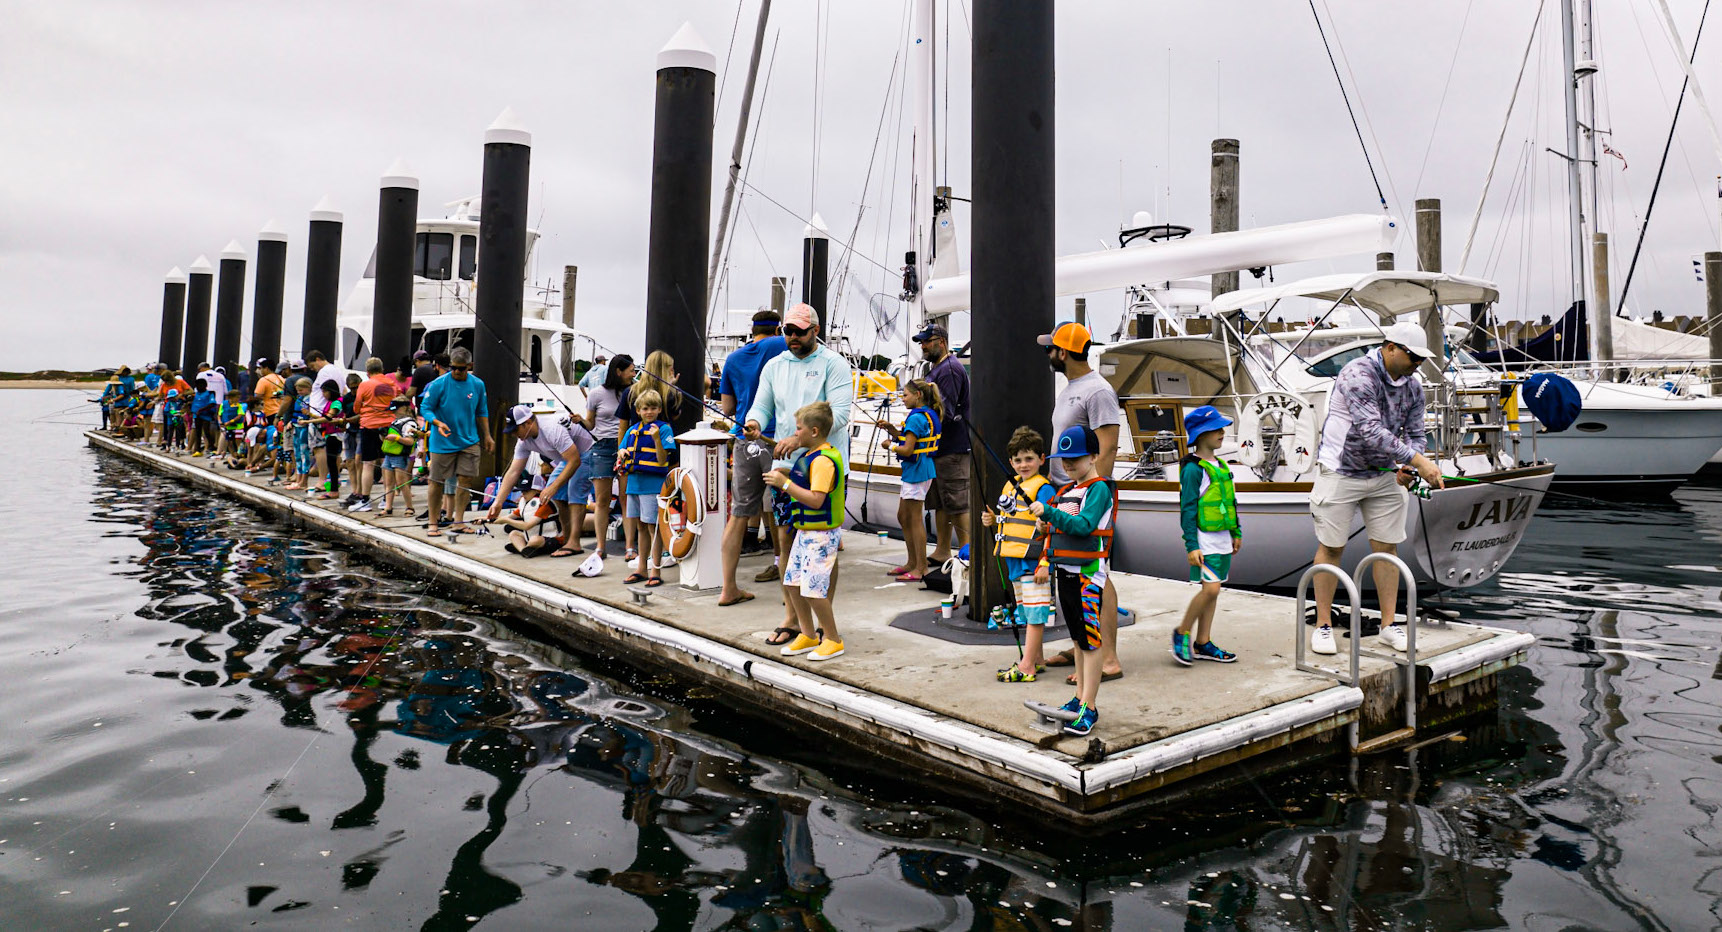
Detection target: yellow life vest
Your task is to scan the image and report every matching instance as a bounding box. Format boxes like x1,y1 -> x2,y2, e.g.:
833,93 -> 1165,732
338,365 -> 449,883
1194,458 -> 1239,533
995,473 -> 1051,560
904,406 -> 942,459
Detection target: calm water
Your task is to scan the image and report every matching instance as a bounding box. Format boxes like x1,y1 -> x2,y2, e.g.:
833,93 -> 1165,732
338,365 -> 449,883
4,389 -> 1720,931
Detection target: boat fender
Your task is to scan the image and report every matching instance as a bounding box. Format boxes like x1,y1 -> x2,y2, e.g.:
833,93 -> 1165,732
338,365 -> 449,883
1234,391 -> 1317,474
1523,373 -> 1582,432
657,467 -> 704,560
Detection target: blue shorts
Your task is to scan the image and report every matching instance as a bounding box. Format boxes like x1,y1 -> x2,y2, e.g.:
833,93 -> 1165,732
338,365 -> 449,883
382,453 -> 411,471
547,460 -> 577,503
568,456 -> 596,504
585,438 -> 618,479
626,492 -> 659,524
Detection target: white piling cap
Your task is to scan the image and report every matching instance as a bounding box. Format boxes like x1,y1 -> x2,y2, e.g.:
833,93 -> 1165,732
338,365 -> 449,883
485,107 -> 532,147
165,266 -> 186,284
221,240 -> 248,261
657,21 -> 716,73
1131,210 -> 1154,229
188,255 -> 214,274
309,195 -> 343,223
258,219 -> 288,243
381,158 -> 419,191
804,212 -> 829,240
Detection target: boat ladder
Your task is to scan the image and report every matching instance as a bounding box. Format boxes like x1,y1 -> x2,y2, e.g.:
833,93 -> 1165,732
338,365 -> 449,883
1293,555 -> 1420,754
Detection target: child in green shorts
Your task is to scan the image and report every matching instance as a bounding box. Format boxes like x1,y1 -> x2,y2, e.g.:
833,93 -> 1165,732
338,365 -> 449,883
1173,405 -> 1242,666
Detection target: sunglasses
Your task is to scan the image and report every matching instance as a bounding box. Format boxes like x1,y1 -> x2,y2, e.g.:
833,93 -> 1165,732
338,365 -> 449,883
782,325 -> 811,337
452,365 -> 470,372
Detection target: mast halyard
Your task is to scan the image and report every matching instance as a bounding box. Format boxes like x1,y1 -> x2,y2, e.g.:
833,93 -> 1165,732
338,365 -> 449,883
1559,0 -> 1589,349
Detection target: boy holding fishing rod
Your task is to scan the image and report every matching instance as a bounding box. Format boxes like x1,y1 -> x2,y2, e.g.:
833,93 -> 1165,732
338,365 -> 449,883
766,401 -> 848,662
980,427 -> 1058,683
1172,406 -> 1243,666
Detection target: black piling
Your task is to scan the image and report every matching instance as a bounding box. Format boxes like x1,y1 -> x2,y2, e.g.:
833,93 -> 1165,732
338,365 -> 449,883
473,108 -> 533,475
801,213 -> 830,319
372,160 -> 419,367
644,22 -> 717,433
250,221 -> 288,370
182,256 -> 214,372
211,241 -> 248,377
301,197 -> 343,360
158,268 -> 186,370
969,0 -> 1056,615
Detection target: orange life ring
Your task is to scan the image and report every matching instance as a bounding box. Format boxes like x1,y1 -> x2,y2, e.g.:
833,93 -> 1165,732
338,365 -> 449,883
657,467 -> 704,559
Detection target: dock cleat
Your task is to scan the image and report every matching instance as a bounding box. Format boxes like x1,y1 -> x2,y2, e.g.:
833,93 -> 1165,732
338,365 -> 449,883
1171,631 -> 1193,666
1193,641 -> 1237,663
1379,623 -> 1409,653
1062,704 -> 1097,736
1310,625 -> 1338,655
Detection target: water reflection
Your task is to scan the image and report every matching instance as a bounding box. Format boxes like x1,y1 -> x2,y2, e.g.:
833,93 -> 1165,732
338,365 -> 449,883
7,413 -> 1716,930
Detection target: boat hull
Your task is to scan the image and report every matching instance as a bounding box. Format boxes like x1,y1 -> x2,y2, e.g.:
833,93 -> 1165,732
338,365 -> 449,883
1522,400 -> 1722,490
847,465 -> 1554,592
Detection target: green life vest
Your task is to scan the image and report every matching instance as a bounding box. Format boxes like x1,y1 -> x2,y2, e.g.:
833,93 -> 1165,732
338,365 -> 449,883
1195,458 -> 1239,533
789,444 -> 847,531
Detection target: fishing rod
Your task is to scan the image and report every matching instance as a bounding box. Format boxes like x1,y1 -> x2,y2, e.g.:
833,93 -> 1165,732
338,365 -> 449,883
1376,465 -> 1612,507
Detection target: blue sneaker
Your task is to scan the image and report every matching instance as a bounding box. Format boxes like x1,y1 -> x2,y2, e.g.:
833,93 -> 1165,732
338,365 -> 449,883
1058,695 -> 1082,715
1193,640 -> 1237,663
1063,704 -> 1098,736
1171,631 -> 1193,666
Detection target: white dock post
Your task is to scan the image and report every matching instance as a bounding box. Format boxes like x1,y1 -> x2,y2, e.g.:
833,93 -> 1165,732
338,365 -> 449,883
673,424 -> 733,591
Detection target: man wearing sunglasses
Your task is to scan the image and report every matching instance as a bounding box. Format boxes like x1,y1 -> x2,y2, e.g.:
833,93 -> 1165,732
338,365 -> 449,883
718,309 -> 788,607
419,346 -> 494,538
744,303 -> 854,641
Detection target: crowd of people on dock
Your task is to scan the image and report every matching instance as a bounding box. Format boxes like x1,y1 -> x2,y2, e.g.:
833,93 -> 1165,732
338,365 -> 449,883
102,305 -> 1442,738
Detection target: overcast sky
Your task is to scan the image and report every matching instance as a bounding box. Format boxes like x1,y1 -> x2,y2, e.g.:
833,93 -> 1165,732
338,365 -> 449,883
4,0 -> 1719,371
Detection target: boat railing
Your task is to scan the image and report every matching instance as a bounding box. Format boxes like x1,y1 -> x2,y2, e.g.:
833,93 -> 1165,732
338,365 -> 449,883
1458,356 -> 1722,392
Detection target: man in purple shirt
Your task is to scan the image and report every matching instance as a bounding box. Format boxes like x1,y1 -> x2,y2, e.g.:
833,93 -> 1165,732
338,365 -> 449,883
913,323 -> 972,564
1308,321 -> 1445,657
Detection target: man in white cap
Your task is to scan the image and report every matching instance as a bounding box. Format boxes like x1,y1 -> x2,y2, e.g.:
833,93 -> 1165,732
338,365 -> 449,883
488,403 -> 595,556
1307,320 -> 1445,657
744,302 -> 853,644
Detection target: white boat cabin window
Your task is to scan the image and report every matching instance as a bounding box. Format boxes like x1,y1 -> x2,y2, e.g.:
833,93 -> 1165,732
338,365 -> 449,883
1306,343 -> 1379,379
459,236 -> 477,280
416,233 -> 455,281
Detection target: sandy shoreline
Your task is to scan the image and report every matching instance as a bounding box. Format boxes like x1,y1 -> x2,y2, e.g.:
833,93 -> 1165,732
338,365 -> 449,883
0,380 -> 98,390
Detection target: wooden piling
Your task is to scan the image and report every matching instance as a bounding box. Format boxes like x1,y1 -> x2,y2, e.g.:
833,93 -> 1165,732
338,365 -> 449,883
1415,198 -> 1445,366
1707,252 -> 1722,390
1593,232 -> 1615,370
1211,139 -> 1240,299
561,265 -> 578,383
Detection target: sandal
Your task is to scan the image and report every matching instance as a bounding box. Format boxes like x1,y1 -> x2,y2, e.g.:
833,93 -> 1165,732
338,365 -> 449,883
624,549 -> 639,562
718,591 -> 756,607
623,573 -> 647,585
996,666 -> 1038,683
549,547 -> 581,558
887,565 -> 910,576
1066,669 -> 1124,686
644,577 -> 665,588
1045,650 -> 1076,667
895,573 -> 923,583
765,626 -> 800,646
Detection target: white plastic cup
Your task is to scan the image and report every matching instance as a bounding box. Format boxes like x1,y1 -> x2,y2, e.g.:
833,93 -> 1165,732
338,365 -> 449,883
877,531 -> 888,544
940,598 -> 953,620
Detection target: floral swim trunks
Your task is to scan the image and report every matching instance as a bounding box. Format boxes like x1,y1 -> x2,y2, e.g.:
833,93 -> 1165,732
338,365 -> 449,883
782,527 -> 842,599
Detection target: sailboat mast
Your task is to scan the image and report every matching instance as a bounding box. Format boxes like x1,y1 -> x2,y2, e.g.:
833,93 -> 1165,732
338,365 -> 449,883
707,0 -> 772,310
1579,0 -> 1613,363
910,0 -> 935,353
1559,0 -> 1589,356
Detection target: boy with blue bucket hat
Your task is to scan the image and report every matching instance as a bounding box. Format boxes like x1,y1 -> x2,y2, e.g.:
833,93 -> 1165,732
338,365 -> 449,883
1172,405 -> 1242,666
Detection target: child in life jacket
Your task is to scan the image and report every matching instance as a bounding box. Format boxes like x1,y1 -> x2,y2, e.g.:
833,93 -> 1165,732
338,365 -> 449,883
767,400 -> 847,662
618,388 -> 676,586
378,397 -> 420,517
881,378 -> 943,582
1029,425 -> 1118,737
982,427 -> 1058,683
1173,405 -> 1242,666
218,390 -> 248,466
160,389 -> 187,451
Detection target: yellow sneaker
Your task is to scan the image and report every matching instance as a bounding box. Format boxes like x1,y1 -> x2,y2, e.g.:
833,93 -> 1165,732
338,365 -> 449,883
807,638 -> 845,661
779,633 -> 821,657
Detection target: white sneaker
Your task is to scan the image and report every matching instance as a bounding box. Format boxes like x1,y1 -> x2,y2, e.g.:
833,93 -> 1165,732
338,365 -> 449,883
1380,623 -> 1409,652
1310,626 -> 1338,655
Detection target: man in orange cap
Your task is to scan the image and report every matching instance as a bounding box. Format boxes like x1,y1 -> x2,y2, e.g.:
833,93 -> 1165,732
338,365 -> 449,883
1036,321 -> 1125,683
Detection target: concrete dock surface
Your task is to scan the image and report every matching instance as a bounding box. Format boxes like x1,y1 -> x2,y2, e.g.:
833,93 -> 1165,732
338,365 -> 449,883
88,431 -> 1531,821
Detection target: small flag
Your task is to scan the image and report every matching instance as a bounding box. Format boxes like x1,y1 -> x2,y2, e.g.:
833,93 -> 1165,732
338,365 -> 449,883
1601,142 -> 1628,169
1697,257 -> 1707,283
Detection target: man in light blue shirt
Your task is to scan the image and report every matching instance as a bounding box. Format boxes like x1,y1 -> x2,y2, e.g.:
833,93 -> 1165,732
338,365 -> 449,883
418,347 -> 492,537
578,355 -> 608,391
743,304 -> 853,621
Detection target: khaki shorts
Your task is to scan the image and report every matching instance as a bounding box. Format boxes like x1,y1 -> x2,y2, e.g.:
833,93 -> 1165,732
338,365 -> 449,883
730,437 -> 773,517
1309,466 -> 1408,548
428,444 -> 481,484
929,453 -> 970,513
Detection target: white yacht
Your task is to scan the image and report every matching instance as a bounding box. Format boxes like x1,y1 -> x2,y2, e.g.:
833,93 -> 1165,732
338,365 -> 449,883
335,197 -> 593,410
848,271 -> 1555,591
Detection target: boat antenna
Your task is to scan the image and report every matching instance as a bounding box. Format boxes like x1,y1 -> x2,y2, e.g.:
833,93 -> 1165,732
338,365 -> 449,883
1307,0 -> 1391,216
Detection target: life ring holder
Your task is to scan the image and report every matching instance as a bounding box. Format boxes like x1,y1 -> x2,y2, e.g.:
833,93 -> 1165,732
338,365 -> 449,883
657,467 -> 704,560
1235,390 -> 1318,475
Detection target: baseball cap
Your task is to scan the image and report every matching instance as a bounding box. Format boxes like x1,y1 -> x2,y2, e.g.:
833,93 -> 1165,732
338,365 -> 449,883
911,322 -> 948,343
784,302 -> 818,330
289,358 -> 307,370
1036,321 -> 1093,354
413,350 -> 430,361
501,403 -> 534,433
1047,425 -> 1099,460
1381,321 -> 1437,359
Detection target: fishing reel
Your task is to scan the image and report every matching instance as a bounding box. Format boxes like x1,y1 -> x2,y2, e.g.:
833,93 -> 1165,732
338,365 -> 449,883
985,604 -> 1020,630
1401,468 -> 1435,500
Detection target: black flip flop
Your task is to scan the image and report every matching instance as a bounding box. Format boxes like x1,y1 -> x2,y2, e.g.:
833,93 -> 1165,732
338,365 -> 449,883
765,626 -> 799,646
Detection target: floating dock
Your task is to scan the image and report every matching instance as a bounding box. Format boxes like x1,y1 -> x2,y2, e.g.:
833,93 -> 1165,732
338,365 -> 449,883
87,431 -> 1532,825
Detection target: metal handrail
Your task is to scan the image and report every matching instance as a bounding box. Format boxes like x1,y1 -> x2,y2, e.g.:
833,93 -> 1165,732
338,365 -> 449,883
1293,564 -> 1363,687
1354,551 -> 1419,733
